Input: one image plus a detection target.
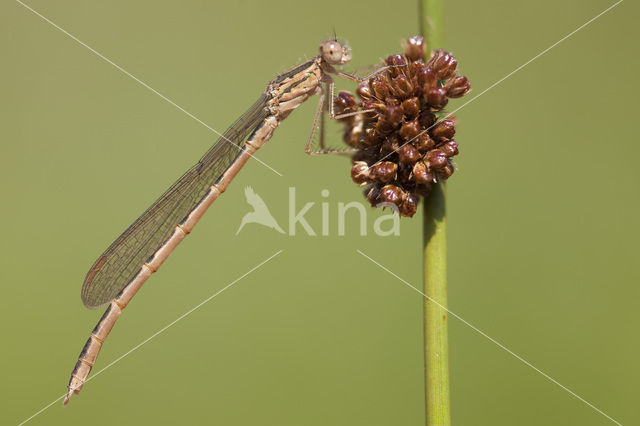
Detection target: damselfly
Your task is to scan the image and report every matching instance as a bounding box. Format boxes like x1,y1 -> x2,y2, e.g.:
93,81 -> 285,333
64,38 -> 382,404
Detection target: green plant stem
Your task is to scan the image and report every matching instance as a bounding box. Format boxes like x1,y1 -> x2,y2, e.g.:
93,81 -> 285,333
419,0 -> 444,51
422,184 -> 450,426
419,1 -> 451,425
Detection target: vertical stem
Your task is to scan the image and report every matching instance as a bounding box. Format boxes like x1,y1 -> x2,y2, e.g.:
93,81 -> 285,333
419,1 -> 450,425
419,0 -> 444,51
422,184 -> 450,426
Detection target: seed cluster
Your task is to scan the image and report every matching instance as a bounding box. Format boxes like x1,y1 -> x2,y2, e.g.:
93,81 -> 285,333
335,36 -> 470,217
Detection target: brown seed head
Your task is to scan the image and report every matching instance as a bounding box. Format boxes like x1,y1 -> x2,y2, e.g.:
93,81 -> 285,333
336,36 -> 470,217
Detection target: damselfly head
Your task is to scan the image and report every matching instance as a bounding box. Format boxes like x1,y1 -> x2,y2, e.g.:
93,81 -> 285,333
319,39 -> 351,65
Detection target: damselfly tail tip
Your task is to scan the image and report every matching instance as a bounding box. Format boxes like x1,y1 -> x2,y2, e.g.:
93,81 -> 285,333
63,387 -> 79,405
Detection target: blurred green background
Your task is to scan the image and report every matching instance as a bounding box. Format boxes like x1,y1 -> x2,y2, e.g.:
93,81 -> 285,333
2,0 -> 638,425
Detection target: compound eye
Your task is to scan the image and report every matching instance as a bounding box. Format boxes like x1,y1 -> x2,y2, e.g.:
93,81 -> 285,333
321,41 -> 344,64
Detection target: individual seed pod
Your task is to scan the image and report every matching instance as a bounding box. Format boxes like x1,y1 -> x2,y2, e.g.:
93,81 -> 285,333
413,132 -> 435,152
385,102 -> 404,127
435,161 -> 455,180
425,87 -> 448,110
375,117 -> 396,135
398,144 -> 421,164
446,76 -> 471,98
364,127 -> 384,146
385,54 -> 407,77
351,161 -> 370,185
401,97 -> 420,119
425,149 -> 448,169
399,121 -> 422,143
399,193 -> 419,217
408,61 -> 426,92
412,161 -> 432,184
403,35 -> 427,61
431,119 -> 456,141
399,120 -> 421,141
371,161 -> 398,183
429,49 -> 457,80
371,75 -> 391,99
391,74 -> 413,99
416,65 -> 437,88
378,184 -> 404,206
441,140 -> 459,157
385,54 -> 407,67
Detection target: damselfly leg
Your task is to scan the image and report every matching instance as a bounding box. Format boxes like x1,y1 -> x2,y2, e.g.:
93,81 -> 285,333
305,64 -> 402,155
